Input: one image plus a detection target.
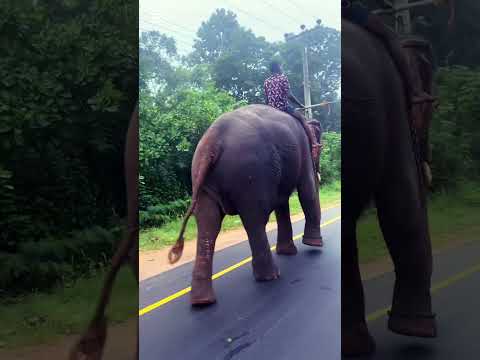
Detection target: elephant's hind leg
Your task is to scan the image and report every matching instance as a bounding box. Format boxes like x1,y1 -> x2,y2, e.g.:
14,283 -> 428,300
275,202 -> 297,255
190,191 -> 224,306
240,209 -> 280,281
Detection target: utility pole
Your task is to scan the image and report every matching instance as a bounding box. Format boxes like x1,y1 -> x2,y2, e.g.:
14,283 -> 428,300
395,0 -> 412,34
302,47 -> 313,119
284,20 -> 322,119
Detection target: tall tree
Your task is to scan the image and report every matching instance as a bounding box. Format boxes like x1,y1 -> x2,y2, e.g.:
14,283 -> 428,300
189,9 -> 276,103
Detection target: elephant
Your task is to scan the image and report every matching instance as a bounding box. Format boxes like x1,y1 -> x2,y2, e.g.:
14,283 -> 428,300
70,103 -> 139,360
168,104 -> 324,306
342,19 -> 436,356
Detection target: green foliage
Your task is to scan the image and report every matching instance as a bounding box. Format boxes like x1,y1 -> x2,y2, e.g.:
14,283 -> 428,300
140,199 -> 190,228
320,132 -> 341,184
139,86 -> 242,210
0,1 -> 137,294
430,67 -> 480,189
280,25 -> 341,112
188,9 -> 276,104
413,0 -> 480,67
0,226 -> 122,296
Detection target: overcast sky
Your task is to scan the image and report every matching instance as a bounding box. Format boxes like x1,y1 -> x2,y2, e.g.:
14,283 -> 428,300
140,0 -> 340,55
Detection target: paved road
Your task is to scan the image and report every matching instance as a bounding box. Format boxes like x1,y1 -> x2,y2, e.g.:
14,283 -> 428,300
140,206 -> 341,360
353,240 -> 480,360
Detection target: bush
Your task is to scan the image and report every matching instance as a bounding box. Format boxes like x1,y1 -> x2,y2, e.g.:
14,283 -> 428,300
0,1 -> 137,294
140,199 -> 190,228
0,226 -> 122,296
430,67 -> 480,189
139,86 -> 243,209
320,132 -> 341,184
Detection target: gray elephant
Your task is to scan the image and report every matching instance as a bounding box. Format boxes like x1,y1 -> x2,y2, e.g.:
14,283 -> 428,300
168,104 -> 323,305
342,19 -> 436,356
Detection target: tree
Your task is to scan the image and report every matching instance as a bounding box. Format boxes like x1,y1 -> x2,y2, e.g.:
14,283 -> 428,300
139,86 -> 243,209
140,31 -> 178,94
189,9 -> 276,103
279,24 -> 341,131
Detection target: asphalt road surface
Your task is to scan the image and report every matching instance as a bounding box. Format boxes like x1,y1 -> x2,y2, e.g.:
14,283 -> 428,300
140,206 -> 341,360
355,239 -> 480,360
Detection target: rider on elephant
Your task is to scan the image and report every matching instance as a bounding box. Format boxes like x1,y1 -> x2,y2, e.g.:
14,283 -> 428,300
341,1 -> 437,106
264,61 -> 321,165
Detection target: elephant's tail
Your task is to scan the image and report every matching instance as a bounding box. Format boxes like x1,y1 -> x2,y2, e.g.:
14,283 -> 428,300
168,128 -> 221,264
167,201 -> 194,264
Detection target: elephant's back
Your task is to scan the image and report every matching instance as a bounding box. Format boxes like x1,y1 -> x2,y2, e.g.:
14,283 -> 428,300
197,105 -> 304,214
210,104 -> 303,151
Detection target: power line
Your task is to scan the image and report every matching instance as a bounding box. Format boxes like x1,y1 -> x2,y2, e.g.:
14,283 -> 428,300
141,18 -> 195,38
139,28 -> 194,51
141,12 -> 198,34
260,0 -> 305,25
140,19 -> 196,44
138,30 -> 192,55
285,0 -> 318,22
223,0 -> 286,32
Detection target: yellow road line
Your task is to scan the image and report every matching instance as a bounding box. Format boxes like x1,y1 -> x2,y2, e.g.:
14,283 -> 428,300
366,262 -> 480,322
139,214 -> 341,316
318,202 -> 341,212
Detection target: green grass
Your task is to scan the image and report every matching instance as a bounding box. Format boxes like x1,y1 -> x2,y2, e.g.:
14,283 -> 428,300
358,182 -> 480,264
140,181 -> 341,251
0,266 -> 137,349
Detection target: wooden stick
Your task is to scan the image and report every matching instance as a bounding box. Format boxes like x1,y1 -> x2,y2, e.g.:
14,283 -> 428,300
296,101 -> 339,111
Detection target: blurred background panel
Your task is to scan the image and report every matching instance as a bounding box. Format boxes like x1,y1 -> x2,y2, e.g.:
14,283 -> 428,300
0,1 -> 138,359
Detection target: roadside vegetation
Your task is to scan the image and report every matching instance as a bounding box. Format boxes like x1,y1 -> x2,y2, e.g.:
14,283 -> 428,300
139,9 -> 341,251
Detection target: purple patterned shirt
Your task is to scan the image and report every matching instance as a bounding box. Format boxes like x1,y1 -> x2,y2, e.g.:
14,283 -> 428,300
264,73 -> 290,112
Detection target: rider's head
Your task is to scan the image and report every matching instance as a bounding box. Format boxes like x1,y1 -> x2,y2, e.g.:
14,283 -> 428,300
270,61 -> 282,74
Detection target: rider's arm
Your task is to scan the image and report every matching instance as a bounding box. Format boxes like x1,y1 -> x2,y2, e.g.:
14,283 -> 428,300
284,76 -> 304,107
288,93 -> 304,108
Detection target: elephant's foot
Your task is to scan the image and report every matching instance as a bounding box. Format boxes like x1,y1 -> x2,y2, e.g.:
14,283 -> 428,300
302,224 -> 323,247
302,235 -> 323,247
342,323 -> 376,357
252,255 -> 280,281
190,277 -> 216,306
387,311 -> 437,337
276,242 -> 298,255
